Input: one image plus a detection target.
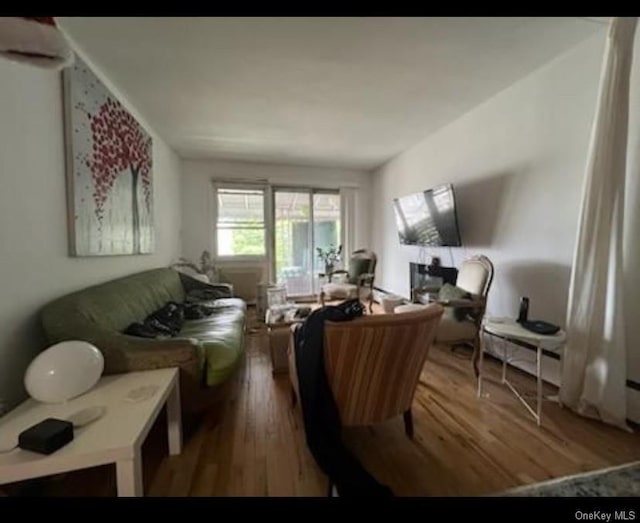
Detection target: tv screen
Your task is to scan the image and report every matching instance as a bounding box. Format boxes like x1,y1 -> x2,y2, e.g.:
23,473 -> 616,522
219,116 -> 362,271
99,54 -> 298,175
393,184 -> 462,247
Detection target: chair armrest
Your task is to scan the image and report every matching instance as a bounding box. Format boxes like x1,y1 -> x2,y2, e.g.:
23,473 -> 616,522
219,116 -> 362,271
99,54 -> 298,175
357,272 -> 375,284
437,297 -> 486,323
437,297 -> 485,309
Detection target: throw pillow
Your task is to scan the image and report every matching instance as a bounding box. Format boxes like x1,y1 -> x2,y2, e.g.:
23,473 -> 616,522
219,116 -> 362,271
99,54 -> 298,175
438,283 -> 472,321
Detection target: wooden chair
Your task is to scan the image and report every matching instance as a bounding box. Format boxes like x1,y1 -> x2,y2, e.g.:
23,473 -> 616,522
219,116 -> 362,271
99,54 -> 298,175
319,249 -> 377,313
288,304 -> 444,438
434,254 -> 494,377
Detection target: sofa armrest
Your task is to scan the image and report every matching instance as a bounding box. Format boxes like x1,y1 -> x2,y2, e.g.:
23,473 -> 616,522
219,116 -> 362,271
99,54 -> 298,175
178,271 -> 234,298
58,324 -> 205,385
115,336 -> 203,380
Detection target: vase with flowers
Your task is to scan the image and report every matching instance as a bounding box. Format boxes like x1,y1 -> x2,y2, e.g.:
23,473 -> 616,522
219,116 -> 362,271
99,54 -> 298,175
316,244 -> 342,276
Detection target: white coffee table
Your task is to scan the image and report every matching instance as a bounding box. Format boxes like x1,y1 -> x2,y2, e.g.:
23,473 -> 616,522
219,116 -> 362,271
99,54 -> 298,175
0,368 -> 182,496
477,317 -> 566,426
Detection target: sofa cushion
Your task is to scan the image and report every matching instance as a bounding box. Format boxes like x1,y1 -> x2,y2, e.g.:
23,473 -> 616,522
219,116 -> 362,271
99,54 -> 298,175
48,269 -> 187,334
206,298 -> 247,311
124,301 -> 186,339
179,306 -> 245,385
183,303 -> 216,320
123,321 -> 162,339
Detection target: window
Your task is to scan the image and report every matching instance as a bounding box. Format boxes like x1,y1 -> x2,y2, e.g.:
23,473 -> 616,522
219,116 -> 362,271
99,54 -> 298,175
215,186 -> 266,257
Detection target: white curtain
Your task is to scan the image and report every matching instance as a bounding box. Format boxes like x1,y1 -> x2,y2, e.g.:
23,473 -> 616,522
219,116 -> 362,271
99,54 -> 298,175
560,17 -> 638,429
340,187 -> 357,257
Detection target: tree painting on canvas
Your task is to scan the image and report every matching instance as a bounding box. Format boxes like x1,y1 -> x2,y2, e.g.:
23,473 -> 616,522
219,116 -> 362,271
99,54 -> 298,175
64,56 -> 154,256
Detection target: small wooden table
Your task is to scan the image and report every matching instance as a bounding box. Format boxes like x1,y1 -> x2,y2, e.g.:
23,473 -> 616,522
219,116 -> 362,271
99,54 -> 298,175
0,368 -> 182,496
266,304 -> 319,375
477,317 -> 566,426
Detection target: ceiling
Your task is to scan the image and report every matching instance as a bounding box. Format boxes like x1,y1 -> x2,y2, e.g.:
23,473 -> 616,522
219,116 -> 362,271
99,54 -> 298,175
58,17 -> 605,171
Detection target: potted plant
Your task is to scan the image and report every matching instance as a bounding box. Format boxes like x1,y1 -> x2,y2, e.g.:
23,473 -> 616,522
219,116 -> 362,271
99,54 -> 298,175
316,244 -> 342,276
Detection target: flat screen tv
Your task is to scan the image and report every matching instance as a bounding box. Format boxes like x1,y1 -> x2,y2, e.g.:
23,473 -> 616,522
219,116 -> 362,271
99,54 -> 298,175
393,184 -> 462,247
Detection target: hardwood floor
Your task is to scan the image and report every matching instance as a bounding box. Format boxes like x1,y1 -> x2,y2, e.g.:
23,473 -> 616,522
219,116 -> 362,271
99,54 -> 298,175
8,306 -> 639,496
146,309 -> 638,497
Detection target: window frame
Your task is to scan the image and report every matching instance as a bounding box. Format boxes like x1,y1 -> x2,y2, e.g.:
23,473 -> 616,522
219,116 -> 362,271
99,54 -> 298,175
270,186 -> 342,295
212,181 -> 269,262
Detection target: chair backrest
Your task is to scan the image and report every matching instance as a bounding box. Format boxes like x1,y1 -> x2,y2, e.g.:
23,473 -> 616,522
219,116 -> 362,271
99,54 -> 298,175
347,249 -> 377,284
455,255 -> 494,299
323,304 -> 444,426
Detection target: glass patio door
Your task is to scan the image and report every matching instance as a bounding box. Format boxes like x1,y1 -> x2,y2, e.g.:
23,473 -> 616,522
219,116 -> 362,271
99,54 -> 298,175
273,189 -> 340,297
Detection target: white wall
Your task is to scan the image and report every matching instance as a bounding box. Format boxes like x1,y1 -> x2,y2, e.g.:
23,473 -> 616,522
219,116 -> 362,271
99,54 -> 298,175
371,28 -> 640,422
372,30 -> 607,319
181,158 -> 371,298
0,50 -> 182,412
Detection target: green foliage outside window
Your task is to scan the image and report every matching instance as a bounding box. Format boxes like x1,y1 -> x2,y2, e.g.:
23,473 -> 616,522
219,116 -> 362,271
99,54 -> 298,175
230,228 -> 265,255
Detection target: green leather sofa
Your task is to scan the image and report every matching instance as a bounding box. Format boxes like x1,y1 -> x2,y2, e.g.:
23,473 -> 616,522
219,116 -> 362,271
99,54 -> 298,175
41,268 -> 246,412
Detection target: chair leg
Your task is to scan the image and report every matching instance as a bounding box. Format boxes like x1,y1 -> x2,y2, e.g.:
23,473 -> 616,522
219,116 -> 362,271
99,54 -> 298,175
472,333 -> 481,378
403,408 -> 414,440
290,385 -> 297,408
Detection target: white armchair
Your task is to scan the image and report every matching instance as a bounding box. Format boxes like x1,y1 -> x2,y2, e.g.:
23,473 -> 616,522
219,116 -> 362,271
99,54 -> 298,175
319,249 -> 377,313
434,255 -> 494,376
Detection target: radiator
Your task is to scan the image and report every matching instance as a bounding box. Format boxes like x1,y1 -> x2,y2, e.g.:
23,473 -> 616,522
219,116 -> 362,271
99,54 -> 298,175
219,265 -> 265,304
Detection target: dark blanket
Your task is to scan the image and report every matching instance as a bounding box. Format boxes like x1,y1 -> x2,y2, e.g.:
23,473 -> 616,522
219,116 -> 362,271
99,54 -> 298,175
124,301 -> 215,338
293,299 -> 394,497
186,288 -> 228,303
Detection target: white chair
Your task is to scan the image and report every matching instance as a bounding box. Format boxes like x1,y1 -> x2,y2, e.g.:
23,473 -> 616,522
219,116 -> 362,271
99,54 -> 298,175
320,249 -> 377,312
434,255 -> 494,376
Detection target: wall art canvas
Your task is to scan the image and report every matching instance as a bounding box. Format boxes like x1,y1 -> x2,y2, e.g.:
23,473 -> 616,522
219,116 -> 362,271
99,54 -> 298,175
64,55 -> 154,256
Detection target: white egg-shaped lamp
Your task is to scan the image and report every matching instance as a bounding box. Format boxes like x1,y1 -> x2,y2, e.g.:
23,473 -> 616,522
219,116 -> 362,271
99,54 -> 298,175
24,341 -> 104,403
